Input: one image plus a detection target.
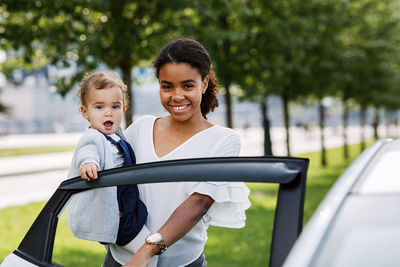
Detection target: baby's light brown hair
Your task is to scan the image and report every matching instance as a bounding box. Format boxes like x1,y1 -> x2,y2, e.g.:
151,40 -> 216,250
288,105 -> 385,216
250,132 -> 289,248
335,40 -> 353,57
78,70 -> 129,107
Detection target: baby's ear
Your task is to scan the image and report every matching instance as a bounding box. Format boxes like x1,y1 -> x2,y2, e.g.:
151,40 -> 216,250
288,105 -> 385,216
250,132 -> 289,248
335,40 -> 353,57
80,105 -> 89,120
123,105 -> 126,113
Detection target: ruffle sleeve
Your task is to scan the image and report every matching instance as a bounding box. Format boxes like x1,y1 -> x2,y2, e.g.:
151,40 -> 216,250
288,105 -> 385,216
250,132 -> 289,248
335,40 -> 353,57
189,181 -> 251,228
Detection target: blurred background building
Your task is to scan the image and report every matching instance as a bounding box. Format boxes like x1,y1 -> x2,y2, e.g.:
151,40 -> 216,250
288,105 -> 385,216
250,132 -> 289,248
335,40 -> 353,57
0,66 -> 357,135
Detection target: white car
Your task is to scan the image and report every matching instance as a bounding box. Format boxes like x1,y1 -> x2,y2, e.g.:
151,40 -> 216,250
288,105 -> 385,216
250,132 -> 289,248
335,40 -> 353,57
284,138 -> 400,267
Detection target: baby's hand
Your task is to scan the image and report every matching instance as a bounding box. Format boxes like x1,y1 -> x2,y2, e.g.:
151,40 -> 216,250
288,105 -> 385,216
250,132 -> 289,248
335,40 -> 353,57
80,163 -> 99,181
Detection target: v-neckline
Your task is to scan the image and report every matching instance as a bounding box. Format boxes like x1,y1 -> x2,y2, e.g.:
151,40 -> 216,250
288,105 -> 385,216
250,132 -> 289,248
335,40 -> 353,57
151,117 -> 216,159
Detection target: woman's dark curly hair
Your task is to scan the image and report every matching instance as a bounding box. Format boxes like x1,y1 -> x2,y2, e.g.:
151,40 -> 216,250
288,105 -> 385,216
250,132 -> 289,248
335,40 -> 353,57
153,38 -> 219,118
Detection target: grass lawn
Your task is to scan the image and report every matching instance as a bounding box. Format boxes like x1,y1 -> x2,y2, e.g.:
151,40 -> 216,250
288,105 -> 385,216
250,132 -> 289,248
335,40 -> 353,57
0,146 -> 75,158
0,142 -> 369,266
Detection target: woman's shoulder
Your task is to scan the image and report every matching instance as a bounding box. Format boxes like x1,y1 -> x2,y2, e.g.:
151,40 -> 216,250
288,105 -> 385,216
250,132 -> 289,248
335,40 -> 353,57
126,115 -> 156,131
133,115 -> 157,126
209,124 -> 240,139
201,124 -> 241,153
124,115 -> 157,143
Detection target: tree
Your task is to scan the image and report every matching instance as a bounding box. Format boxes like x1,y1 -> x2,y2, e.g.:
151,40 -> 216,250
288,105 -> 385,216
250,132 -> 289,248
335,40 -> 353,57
302,0 -> 349,166
0,82 -> 9,114
339,0 -> 400,151
237,0 -> 310,156
184,0 -> 250,129
234,0 -> 278,155
263,0 -> 313,157
0,0 -> 184,126
0,101 -> 9,114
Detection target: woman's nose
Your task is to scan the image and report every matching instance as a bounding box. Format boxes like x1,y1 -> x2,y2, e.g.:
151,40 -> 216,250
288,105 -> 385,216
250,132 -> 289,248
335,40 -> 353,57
172,88 -> 185,101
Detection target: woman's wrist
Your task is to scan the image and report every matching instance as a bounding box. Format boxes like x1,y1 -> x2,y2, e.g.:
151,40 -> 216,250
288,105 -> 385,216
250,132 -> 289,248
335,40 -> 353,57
123,244 -> 155,267
142,242 -> 162,256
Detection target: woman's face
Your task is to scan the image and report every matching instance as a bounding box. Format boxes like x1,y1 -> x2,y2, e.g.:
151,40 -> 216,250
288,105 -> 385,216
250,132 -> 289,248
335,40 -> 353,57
158,63 -> 208,123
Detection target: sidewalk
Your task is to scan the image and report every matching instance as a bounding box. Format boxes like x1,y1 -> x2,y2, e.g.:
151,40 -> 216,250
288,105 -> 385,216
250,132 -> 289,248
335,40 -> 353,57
0,126 -> 378,209
0,132 -> 81,149
0,152 -> 73,177
0,126 -> 375,177
0,132 -> 79,177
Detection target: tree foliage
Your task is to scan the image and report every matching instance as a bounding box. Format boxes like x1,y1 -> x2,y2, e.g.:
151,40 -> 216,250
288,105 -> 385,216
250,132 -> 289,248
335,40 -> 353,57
0,0 -> 184,125
1,0 -> 400,161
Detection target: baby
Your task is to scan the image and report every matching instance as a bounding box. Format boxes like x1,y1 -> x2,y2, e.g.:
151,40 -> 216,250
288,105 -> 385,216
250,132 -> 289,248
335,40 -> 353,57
66,71 -> 157,266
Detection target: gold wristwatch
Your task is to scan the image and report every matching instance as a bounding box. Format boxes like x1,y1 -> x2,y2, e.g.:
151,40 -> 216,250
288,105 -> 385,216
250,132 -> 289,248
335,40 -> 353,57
145,233 -> 167,254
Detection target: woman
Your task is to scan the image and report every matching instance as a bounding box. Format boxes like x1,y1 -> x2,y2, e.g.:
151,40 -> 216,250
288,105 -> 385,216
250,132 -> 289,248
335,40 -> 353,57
106,38 -> 250,267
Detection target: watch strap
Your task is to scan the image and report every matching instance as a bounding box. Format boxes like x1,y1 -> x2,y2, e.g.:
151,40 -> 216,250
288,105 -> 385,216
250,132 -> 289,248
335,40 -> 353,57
146,233 -> 167,254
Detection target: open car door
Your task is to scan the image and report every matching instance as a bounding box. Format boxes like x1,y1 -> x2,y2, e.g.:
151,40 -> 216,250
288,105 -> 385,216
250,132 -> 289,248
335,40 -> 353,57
1,156 -> 308,267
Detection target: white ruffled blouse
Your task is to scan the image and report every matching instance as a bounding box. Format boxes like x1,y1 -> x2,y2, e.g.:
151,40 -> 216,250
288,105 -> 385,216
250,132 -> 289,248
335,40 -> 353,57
109,115 -> 251,267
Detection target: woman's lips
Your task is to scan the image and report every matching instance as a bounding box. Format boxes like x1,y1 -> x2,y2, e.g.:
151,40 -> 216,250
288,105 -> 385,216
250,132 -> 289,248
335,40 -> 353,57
171,104 -> 189,113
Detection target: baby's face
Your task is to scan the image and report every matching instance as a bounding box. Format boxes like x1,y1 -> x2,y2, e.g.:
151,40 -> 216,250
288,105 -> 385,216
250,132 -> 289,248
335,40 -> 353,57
80,87 -> 125,135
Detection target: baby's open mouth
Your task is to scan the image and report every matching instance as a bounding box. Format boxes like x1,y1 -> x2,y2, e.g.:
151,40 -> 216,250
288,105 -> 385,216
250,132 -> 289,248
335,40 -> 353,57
104,121 -> 113,128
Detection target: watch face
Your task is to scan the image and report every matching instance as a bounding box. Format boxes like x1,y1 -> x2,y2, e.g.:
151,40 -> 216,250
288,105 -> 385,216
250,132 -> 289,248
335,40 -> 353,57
147,233 -> 162,243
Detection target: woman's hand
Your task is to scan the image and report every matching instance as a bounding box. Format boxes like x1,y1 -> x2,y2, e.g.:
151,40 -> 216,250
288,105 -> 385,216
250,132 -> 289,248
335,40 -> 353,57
122,244 -> 157,267
122,255 -> 150,267
123,193 -> 214,267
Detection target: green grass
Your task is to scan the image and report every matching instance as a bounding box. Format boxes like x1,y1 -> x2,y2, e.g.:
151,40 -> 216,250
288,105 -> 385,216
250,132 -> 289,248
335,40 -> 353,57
0,202 -> 105,267
0,146 -> 75,158
0,142 -> 371,266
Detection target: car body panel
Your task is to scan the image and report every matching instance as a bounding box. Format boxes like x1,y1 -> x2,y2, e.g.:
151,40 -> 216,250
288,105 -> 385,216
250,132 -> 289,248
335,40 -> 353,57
311,195 -> 400,267
1,254 -> 37,267
284,139 -> 400,267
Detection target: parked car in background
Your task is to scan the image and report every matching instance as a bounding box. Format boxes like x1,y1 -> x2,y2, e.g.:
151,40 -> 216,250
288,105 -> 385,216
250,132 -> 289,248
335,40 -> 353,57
284,138 -> 400,267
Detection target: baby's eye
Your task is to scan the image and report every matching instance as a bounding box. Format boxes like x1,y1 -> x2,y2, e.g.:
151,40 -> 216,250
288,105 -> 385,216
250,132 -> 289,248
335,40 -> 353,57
95,105 -> 103,110
112,105 -> 120,109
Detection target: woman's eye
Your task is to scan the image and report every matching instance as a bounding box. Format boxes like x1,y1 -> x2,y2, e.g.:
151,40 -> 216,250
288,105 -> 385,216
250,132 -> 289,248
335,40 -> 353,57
161,85 -> 172,90
183,84 -> 194,89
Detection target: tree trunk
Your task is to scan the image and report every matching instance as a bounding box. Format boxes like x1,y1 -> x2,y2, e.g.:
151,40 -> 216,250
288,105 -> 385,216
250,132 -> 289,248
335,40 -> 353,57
391,111 -> 396,138
360,105 -> 366,152
397,111 -> 400,137
261,98 -> 273,156
372,105 -> 379,140
385,111 -> 391,138
121,64 -> 133,127
281,90 -> 291,156
318,98 -> 327,166
342,98 -> 349,160
224,81 -> 233,128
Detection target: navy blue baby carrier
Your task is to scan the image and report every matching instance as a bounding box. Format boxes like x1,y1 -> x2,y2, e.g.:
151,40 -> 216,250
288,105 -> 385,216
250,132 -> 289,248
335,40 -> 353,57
104,135 -> 148,246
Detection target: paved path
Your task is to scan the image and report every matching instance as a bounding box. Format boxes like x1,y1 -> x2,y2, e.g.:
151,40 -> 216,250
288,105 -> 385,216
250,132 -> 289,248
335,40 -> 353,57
0,169 -> 68,209
0,126 -> 380,209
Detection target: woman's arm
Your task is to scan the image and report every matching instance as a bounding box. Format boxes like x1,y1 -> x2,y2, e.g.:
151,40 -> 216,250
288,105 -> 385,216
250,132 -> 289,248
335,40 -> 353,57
122,192 -> 214,267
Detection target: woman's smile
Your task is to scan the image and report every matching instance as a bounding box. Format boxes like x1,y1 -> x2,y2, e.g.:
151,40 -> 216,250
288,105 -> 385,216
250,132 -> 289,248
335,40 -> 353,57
171,104 -> 190,113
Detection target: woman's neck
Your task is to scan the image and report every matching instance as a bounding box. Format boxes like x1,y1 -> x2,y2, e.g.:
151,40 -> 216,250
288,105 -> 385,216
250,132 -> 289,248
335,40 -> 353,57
164,115 -> 212,134
153,115 -> 214,158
